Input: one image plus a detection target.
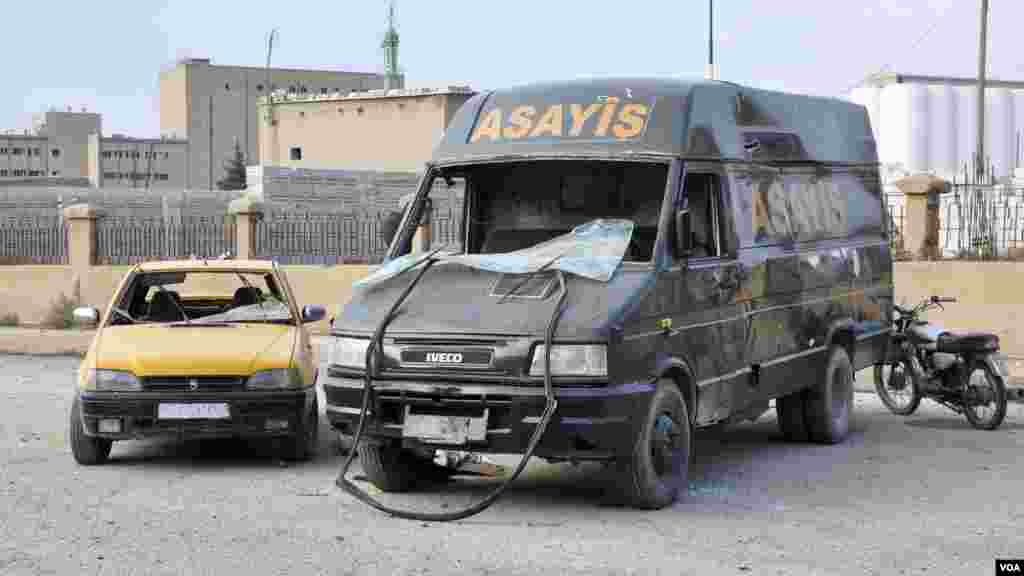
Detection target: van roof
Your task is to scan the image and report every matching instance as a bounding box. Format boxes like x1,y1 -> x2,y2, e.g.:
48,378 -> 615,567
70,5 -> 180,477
433,77 -> 877,166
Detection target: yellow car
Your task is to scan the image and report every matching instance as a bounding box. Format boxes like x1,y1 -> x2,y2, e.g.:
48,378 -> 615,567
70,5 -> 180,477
69,259 -> 325,465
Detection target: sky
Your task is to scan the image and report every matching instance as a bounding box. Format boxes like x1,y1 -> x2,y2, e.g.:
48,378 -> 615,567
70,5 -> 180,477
3,0 -> 1022,138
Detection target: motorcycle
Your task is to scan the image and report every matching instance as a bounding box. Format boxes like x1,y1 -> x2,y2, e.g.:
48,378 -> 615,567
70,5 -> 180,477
874,295 -> 1009,430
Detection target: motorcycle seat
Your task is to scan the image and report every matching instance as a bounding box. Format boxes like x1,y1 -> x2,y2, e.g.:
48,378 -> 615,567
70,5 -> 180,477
936,331 -> 1000,354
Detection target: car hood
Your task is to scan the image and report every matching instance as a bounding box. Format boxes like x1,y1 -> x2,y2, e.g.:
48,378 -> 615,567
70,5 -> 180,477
337,263 -> 655,340
93,323 -> 297,376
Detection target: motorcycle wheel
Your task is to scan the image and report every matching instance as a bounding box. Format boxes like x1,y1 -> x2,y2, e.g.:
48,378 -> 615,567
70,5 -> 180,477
873,359 -> 921,416
962,359 -> 1007,431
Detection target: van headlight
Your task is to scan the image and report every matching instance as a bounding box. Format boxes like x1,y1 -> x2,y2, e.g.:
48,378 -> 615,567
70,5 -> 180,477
87,369 -> 141,391
528,344 -> 608,377
329,337 -> 372,369
247,368 -> 303,389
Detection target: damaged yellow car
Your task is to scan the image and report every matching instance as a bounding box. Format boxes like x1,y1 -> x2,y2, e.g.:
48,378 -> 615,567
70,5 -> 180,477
69,259 -> 325,465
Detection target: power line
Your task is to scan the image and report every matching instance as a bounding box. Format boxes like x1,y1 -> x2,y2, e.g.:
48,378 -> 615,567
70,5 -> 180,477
838,14 -> 945,96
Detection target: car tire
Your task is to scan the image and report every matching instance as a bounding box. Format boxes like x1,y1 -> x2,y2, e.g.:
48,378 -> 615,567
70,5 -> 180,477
776,390 -> 810,442
70,395 -> 112,466
612,379 -> 691,510
282,396 -> 319,462
358,442 -> 425,493
804,346 -> 854,444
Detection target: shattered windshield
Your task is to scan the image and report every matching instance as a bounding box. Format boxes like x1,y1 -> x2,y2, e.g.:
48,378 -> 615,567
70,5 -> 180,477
361,160 -> 666,289
108,270 -> 294,326
355,218 -> 634,288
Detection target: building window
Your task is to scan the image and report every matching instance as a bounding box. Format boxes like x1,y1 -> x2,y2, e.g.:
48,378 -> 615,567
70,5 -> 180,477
29,170 -> 42,176
225,83 -> 230,91
11,147 -> 23,155
163,152 -> 169,159
0,169 -> 7,176
103,172 -> 117,179
50,170 -> 59,176
299,111 -> 305,118
13,169 -> 25,176
290,147 -> 302,161
321,87 -> 328,95
0,147 -> 6,154
257,84 -> 264,92
357,107 -> 364,116
288,85 -> 296,94
300,86 -> 308,94
337,108 -> 344,115
156,173 -> 169,181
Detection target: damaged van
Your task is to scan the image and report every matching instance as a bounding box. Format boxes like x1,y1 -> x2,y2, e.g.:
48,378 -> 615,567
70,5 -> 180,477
321,78 -> 893,509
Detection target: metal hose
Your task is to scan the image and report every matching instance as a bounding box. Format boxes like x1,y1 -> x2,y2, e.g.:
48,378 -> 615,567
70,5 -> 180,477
334,258 -> 567,522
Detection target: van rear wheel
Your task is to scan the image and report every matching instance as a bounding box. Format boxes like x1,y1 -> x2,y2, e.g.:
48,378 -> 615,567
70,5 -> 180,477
612,379 -> 691,510
776,390 -> 810,442
804,346 -> 854,444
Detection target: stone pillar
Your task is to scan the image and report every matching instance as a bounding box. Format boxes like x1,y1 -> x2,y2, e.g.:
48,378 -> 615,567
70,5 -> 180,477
228,196 -> 264,260
63,203 -> 99,271
894,175 -> 946,260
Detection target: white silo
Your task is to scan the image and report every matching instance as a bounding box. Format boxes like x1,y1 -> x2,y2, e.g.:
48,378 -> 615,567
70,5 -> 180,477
957,87 -> 978,178
928,84 -> 958,179
908,82 -> 930,174
880,83 -> 911,172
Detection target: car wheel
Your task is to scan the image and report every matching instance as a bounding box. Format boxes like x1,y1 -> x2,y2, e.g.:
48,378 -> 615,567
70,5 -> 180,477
612,379 -> 691,510
70,395 -> 112,465
804,346 -> 854,444
282,396 -> 319,462
776,389 -> 810,442
358,441 -> 425,493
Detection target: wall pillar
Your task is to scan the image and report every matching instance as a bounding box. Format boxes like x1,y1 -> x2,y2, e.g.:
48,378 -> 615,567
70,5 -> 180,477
894,176 -> 945,260
63,203 -> 99,271
228,196 -> 264,260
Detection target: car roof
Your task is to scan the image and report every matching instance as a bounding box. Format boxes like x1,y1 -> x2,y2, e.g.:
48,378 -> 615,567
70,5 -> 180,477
135,259 -> 277,273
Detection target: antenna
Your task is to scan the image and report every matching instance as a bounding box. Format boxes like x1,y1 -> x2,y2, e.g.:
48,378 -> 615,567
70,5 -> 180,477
264,28 -> 279,126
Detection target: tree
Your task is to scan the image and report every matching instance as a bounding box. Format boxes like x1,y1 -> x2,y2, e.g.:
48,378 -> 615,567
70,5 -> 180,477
217,139 -> 247,191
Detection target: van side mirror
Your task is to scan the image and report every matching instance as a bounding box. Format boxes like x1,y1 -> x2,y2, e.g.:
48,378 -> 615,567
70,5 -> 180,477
674,209 -> 693,258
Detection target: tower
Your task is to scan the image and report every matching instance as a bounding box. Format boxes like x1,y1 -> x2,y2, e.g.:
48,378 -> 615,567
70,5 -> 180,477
382,1 -> 403,89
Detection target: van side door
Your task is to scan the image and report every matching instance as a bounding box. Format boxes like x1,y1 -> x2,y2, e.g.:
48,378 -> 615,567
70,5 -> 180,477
671,164 -> 752,425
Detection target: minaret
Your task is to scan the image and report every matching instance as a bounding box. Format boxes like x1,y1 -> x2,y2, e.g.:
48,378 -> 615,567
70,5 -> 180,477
382,1 -> 403,89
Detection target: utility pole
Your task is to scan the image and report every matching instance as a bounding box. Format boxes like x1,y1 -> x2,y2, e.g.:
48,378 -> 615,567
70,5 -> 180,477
263,28 -> 279,165
976,0 -> 989,180
706,0 -> 715,80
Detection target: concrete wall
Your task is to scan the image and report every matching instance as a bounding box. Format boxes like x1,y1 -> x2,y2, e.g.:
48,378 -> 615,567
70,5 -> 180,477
258,91 -> 475,173
0,262 -> 1021,348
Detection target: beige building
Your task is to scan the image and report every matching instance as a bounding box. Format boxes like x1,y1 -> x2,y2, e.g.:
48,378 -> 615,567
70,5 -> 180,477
0,110 -> 188,188
159,58 -> 395,190
257,86 -> 476,173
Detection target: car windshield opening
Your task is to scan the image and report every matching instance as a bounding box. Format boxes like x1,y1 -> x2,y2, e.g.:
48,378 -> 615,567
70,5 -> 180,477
109,270 -> 294,326
451,160 -> 667,263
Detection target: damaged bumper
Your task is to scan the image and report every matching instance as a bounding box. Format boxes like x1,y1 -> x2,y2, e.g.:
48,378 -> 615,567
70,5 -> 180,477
319,372 -> 652,461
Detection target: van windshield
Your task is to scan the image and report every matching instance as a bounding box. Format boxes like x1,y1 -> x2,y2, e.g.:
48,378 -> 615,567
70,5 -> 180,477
357,160 -> 668,289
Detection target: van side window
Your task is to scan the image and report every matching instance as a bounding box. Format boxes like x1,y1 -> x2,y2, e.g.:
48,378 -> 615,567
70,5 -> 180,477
682,173 -> 722,258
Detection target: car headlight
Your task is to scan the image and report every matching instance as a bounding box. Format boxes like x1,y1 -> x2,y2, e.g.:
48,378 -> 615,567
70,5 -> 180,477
87,369 -> 141,391
329,337 -> 372,369
528,344 -> 608,377
247,368 -> 303,389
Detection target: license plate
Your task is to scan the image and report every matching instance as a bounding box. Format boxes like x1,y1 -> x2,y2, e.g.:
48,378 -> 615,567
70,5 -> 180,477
402,408 -> 488,445
158,403 -> 230,420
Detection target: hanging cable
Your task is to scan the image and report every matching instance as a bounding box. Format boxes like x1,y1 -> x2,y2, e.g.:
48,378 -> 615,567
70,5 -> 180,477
335,255 -> 568,522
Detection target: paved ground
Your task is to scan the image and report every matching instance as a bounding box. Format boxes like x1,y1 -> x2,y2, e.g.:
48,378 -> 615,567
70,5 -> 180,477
2,353 -> 1023,575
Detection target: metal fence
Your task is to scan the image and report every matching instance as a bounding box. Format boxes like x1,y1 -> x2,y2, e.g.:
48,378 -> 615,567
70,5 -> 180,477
95,216 -> 236,265
254,201 -> 464,265
0,216 -> 67,264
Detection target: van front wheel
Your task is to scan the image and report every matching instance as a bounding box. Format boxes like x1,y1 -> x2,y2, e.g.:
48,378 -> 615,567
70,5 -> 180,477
613,379 -> 691,510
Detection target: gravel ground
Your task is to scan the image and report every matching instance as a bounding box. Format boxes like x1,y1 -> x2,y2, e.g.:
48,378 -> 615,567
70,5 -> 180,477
2,353 -> 1023,575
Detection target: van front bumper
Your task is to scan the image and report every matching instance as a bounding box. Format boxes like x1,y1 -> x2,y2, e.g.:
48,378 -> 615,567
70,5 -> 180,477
77,387 -> 316,441
319,373 -> 654,460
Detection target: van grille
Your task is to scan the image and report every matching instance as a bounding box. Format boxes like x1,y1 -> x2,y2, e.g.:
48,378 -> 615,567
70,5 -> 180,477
142,376 -> 247,392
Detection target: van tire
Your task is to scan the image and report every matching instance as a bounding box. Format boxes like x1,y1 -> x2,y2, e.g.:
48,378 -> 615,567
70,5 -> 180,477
613,379 -> 691,510
804,346 -> 854,444
358,442 -> 425,493
70,395 -> 112,466
776,390 -> 810,441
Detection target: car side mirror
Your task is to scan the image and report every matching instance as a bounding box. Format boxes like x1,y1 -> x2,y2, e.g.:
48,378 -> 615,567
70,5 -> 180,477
73,306 -> 99,325
674,209 -> 693,259
301,304 -> 326,324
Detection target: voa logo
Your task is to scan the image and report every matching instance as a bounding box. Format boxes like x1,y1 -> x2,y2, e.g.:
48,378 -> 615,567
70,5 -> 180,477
426,352 -> 463,364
